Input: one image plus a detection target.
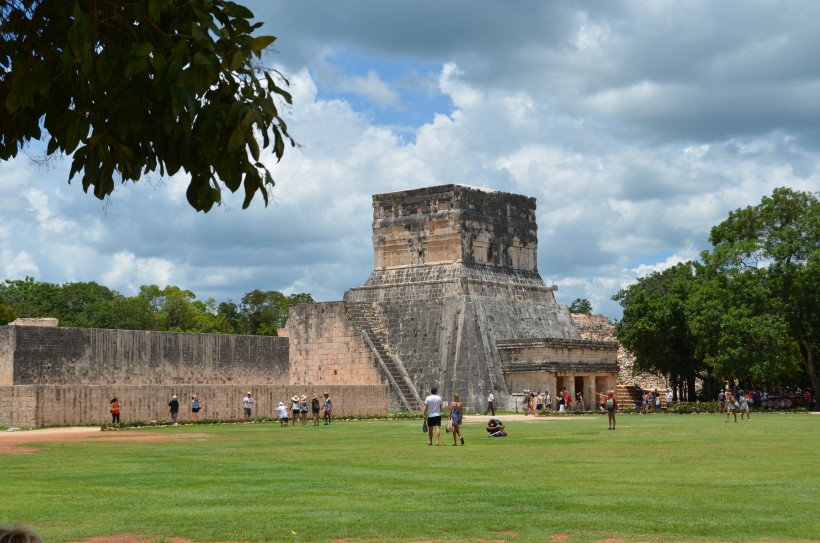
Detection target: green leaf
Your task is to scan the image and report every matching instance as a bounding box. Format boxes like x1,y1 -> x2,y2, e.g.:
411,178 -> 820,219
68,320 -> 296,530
222,2 -> 255,19
250,35 -> 276,53
226,128 -> 245,153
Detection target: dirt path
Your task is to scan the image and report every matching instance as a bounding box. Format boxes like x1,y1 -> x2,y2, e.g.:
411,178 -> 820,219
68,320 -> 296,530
0,427 -> 212,455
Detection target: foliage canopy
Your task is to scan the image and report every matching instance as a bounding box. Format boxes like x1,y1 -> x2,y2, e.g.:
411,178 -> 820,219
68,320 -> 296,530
613,187 -> 819,397
0,0 -> 293,211
0,276 -> 312,334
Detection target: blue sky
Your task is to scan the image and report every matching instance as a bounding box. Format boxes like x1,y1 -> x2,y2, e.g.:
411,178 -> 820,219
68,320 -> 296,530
2,1 -> 819,319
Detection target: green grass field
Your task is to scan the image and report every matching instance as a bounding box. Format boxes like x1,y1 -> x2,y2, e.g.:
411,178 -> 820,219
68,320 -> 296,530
1,413 -> 818,543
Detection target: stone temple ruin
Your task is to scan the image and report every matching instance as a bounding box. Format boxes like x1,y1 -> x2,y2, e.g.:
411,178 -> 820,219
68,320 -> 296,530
0,184 -> 618,427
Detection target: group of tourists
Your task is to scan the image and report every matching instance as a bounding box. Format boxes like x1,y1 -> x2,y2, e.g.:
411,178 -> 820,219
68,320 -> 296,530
107,391 -> 333,426
640,388 -> 674,413
274,393 -> 333,427
423,386 -> 465,446
718,390 -> 751,422
427,386 -> 621,443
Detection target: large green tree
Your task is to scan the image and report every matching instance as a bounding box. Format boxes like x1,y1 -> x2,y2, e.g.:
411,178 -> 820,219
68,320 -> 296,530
568,298 -> 593,314
689,264 -> 803,388
237,289 -> 313,336
1,0 -> 293,211
702,187 -> 819,397
612,262 -> 706,400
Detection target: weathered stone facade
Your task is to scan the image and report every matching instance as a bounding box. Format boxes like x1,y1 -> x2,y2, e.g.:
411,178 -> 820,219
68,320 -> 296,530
0,325 -> 387,427
1,184 -> 622,426
572,313 -> 668,390
290,185 -> 618,412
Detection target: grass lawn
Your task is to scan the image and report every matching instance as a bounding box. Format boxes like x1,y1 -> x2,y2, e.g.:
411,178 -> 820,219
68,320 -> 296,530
1,413 -> 818,543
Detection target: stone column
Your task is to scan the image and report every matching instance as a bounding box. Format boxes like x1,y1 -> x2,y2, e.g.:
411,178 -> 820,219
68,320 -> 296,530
545,374 -> 558,409
584,375 -> 596,411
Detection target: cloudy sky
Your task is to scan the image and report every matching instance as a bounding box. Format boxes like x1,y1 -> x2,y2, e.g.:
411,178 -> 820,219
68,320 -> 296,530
2,1 -> 818,319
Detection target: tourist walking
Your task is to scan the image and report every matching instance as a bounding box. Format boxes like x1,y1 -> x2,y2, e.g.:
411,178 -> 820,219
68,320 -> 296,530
322,393 -> 332,425
605,390 -> 617,430
576,391 -> 584,412
423,386 -> 443,446
109,397 -> 121,424
484,389 -> 496,416
536,391 -> 544,414
449,393 -> 464,446
191,395 -> 201,420
726,392 -> 738,422
242,391 -> 254,420
665,388 -> 673,411
558,387 -> 566,412
545,391 -> 552,411
311,394 -> 321,426
718,390 -> 726,412
276,402 -> 289,426
739,391 -> 750,421
168,394 -> 180,425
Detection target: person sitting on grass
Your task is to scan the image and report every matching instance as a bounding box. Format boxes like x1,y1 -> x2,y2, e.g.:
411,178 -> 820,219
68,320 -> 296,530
486,418 -> 507,437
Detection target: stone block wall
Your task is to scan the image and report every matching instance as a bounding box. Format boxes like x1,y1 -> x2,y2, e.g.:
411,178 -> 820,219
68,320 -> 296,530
287,302 -> 385,387
0,384 -> 387,427
0,385 -> 36,428
0,327 -> 13,385
351,264 -> 556,304
497,337 -> 620,368
5,326 -> 289,385
372,185 -> 538,272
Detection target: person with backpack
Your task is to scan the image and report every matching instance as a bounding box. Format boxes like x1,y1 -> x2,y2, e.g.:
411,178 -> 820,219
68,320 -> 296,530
299,395 -> 309,426
311,394 -> 321,426
604,390 -> 617,430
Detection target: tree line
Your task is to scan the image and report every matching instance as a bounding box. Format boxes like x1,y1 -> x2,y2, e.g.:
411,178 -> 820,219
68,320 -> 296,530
612,187 -> 818,402
0,278 -> 312,336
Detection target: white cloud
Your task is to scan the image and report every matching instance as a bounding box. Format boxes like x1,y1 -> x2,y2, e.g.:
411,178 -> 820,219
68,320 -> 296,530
1,1 -> 818,321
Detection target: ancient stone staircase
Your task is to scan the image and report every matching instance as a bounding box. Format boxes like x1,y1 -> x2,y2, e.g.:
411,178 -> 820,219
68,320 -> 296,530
617,384 -> 643,410
345,302 -> 423,411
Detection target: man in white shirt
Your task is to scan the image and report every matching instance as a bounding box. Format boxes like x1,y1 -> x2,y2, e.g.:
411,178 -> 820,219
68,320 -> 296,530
423,386 -> 443,446
665,388 -> 673,411
484,389 -> 496,415
243,391 -> 254,419
276,401 -> 289,426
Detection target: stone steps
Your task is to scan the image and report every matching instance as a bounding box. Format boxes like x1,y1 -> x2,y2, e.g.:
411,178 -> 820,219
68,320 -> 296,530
345,302 -> 422,411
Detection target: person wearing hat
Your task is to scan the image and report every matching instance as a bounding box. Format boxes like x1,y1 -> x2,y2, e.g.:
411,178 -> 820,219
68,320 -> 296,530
322,393 -> 332,425
242,391 -> 254,420
276,402 -> 289,427
299,395 -> 309,426
168,394 -> 180,425
291,395 -> 300,427
311,394 -> 321,426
